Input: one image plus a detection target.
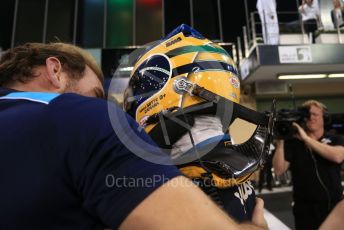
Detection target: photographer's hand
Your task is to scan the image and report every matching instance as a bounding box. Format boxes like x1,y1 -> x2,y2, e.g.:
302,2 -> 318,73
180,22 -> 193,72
292,123 -> 344,163
292,122 -> 308,141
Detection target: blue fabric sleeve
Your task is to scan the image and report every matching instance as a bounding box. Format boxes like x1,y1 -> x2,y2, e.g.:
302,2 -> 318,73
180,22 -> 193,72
51,96 -> 181,229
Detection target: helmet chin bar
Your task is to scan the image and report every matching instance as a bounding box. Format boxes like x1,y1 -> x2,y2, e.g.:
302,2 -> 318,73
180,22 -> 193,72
227,124 -> 271,177
174,124 -> 271,178
143,77 -> 276,178
183,80 -> 276,177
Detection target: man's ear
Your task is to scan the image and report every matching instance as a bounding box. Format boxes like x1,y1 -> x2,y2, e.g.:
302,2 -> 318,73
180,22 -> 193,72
45,57 -> 63,89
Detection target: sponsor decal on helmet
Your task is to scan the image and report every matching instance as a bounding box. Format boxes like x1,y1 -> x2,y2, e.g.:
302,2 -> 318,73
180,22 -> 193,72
231,92 -> 238,100
139,97 -> 159,114
165,37 -> 182,47
230,76 -> 240,89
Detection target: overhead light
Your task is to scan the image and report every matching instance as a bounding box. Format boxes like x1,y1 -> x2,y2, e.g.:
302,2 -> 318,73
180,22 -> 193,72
278,74 -> 327,80
328,73 -> 344,78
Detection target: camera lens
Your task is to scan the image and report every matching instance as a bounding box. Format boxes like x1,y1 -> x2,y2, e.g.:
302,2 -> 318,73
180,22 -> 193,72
275,121 -> 290,137
274,120 -> 298,139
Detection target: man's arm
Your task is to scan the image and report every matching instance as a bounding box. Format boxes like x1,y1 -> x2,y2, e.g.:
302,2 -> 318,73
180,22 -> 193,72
319,199 -> 344,230
119,176 -> 267,230
272,140 -> 290,176
293,123 -> 344,164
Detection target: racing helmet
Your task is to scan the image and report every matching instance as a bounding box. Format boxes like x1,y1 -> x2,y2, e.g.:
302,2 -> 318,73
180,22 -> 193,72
124,24 -> 240,136
123,24 -> 275,182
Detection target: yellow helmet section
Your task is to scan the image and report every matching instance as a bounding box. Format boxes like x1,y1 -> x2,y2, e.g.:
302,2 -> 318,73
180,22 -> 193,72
124,25 -> 240,134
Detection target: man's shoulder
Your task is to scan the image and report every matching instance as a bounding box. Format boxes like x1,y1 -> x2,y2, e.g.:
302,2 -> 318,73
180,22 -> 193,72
50,93 -> 120,118
51,93 -> 108,109
323,134 -> 344,146
48,93 -> 128,131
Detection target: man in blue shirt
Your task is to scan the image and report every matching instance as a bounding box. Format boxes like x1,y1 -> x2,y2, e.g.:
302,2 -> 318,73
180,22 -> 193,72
0,42 -> 267,229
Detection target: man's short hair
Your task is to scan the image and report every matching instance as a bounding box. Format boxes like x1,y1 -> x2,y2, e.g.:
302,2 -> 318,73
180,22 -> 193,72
0,42 -> 103,86
302,99 -> 328,113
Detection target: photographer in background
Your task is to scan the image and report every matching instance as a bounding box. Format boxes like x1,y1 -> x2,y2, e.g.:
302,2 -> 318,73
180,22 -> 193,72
272,100 -> 344,230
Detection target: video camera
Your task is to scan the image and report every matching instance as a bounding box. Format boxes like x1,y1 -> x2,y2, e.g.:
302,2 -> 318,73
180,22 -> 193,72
274,107 -> 310,139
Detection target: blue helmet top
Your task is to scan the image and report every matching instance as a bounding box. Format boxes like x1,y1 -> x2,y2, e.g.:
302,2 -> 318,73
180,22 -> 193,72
163,24 -> 205,41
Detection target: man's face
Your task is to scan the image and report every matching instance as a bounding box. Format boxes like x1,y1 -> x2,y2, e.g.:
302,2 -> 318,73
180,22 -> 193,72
306,105 -> 324,133
64,66 -> 105,99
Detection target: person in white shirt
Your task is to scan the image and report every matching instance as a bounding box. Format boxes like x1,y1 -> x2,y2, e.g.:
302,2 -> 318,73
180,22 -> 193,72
299,0 -> 321,43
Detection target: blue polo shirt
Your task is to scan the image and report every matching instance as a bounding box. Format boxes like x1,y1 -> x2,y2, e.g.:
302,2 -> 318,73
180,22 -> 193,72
0,88 -> 180,230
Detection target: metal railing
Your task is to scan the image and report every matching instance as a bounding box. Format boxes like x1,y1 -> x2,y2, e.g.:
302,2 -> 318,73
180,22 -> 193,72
238,10 -> 344,63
